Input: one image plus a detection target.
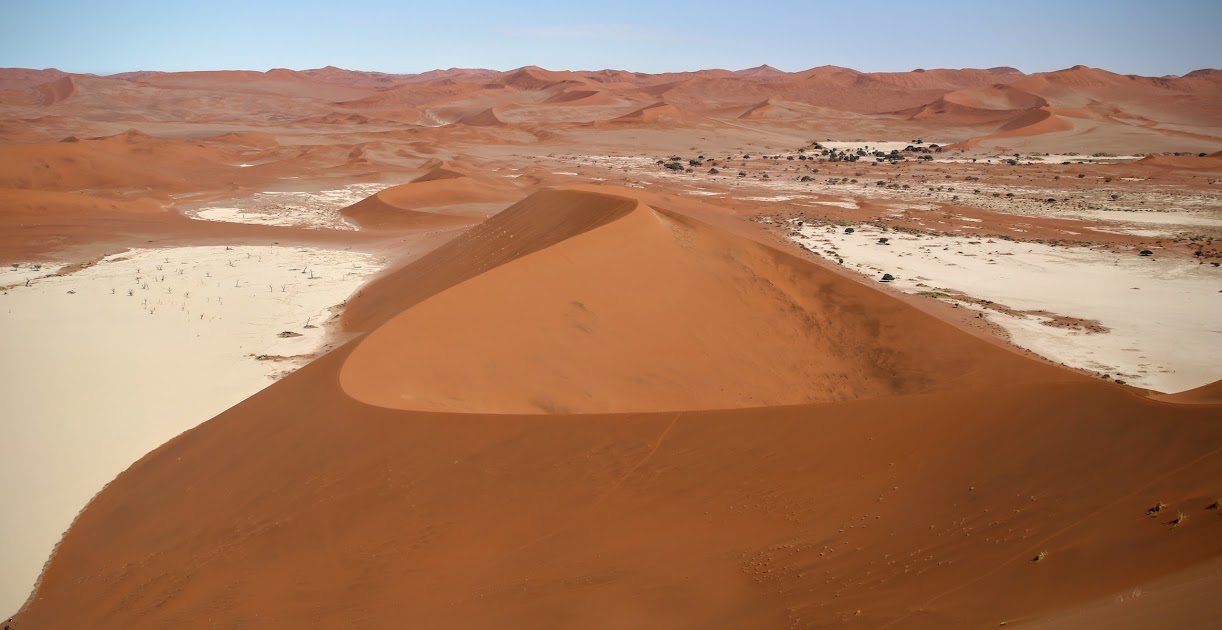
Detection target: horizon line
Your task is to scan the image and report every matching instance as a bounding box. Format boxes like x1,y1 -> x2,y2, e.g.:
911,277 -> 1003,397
6,63 -> 1220,80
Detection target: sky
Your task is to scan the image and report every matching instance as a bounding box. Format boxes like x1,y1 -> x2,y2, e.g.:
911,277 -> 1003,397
1,0 -> 1219,76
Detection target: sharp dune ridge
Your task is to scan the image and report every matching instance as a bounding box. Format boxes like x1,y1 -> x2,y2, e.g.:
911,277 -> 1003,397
1,60 -> 1221,628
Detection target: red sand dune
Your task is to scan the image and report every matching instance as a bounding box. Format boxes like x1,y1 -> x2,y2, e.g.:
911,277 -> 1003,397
994,108 -> 1074,135
1135,153 -> 1222,170
135,69 -> 376,101
0,129 -> 232,192
543,89 -> 620,106
341,188 -> 1067,414
941,83 -> 1049,111
737,97 -> 808,120
499,66 -> 591,91
340,162 -> 514,229
610,102 -> 702,125
734,64 -> 788,79
453,106 -> 507,127
35,76 -> 77,105
0,67 -> 68,90
296,111 -> 372,125
13,187 -> 1222,629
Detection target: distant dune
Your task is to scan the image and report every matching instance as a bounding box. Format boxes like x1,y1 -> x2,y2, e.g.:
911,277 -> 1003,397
453,106 -> 506,127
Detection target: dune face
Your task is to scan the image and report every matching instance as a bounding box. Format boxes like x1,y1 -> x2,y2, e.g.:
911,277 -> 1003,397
3,59 -> 1222,628
341,188 -> 1064,414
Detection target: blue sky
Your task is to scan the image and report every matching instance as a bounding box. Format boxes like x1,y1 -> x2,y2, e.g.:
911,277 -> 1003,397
2,0 -> 1219,76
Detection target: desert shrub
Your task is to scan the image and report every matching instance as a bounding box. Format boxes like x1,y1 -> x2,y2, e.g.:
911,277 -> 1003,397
844,227 -> 855,234
881,273 -> 895,282
664,162 -> 683,171
708,168 -> 719,174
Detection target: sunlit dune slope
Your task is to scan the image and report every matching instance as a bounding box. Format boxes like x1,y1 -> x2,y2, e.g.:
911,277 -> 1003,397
18,345 -> 1221,627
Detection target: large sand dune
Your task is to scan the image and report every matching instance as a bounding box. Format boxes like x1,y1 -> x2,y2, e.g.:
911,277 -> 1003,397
12,187 -> 1221,629
341,188 -> 1067,413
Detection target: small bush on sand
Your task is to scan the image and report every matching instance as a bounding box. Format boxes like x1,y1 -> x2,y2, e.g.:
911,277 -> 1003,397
1033,551 -> 1047,563
881,273 -> 895,282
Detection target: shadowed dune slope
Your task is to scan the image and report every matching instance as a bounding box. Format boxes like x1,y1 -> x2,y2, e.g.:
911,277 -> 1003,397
341,188 -> 1073,414
613,102 -> 693,122
454,107 -> 506,127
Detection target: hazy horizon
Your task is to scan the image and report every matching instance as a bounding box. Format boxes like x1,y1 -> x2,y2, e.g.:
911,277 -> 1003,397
2,0 -> 1220,77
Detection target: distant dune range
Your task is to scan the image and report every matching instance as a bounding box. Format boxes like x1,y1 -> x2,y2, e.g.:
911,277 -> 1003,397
2,63 -> 1220,152
1,63 -> 1221,628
